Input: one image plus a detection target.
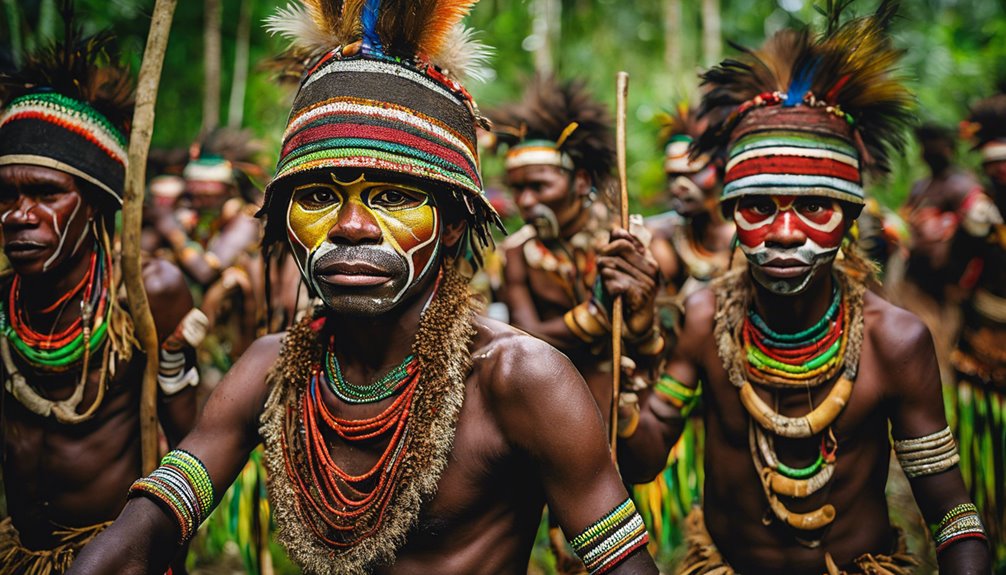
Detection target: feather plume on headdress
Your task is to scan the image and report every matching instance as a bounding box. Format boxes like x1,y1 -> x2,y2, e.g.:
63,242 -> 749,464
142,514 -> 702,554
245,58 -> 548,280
266,0 -> 491,83
695,0 -> 914,175
657,102 -> 706,145
0,2 -> 134,134
490,74 -> 616,188
965,93 -> 1006,149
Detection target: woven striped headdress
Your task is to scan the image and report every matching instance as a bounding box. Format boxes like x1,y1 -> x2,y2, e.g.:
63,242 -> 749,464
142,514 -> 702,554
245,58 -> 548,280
695,0 -> 914,206
262,0 -> 502,263
0,5 -> 133,208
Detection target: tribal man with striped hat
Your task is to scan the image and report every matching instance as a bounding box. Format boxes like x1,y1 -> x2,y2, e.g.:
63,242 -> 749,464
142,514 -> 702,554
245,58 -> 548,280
0,7 -> 200,574
69,2 -> 657,574
617,2 -> 991,573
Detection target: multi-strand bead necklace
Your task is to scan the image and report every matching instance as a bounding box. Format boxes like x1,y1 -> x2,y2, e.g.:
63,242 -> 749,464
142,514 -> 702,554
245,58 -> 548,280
293,338 -> 421,547
716,274 -> 864,543
0,243 -> 113,424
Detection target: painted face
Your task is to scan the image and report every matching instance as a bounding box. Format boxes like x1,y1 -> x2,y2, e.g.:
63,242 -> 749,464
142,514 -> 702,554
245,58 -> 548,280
734,195 -> 846,295
286,172 -> 441,316
506,164 -> 581,240
0,164 -> 92,276
668,164 -> 718,217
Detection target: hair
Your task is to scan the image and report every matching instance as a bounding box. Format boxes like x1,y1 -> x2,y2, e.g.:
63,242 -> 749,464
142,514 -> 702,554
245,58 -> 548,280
490,74 -> 616,189
966,92 -> 1006,149
915,123 -> 955,147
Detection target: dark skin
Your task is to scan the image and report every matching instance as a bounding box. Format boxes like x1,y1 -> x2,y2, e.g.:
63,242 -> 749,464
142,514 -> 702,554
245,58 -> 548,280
501,163 -> 659,420
647,166 -> 735,291
148,182 -> 260,288
67,172 -> 658,575
0,165 -> 196,555
618,207 -> 991,573
903,138 -> 985,294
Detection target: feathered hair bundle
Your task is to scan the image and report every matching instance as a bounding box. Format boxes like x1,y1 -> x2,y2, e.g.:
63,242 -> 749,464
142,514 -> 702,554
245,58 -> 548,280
490,74 -> 616,187
267,0 -> 492,84
695,0 -> 914,174
0,1 -> 134,134
657,102 -> 706,145
964,92 -> 1006,148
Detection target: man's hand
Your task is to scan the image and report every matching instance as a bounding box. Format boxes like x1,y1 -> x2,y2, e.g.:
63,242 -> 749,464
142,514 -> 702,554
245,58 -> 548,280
598,227 -> 660,337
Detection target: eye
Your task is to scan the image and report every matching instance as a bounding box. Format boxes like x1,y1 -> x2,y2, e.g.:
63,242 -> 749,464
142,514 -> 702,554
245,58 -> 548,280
797,199 -> 831,214
370,187 -> 426,211
740,197 -> 776,216
293,185 -> 339,210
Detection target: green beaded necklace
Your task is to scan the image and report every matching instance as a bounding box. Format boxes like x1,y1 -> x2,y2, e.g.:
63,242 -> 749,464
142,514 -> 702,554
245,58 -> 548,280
324,346 -> 418,405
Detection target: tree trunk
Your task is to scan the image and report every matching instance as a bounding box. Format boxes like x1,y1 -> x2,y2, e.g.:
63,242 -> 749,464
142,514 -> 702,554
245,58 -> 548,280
3,0 -> 22,67
202,0 -> 222,135
125,0 -> 179,475
664,0 -> 682,85
227,0 -> 253,128
701,0 -> 721,67
531,0 -> 560,74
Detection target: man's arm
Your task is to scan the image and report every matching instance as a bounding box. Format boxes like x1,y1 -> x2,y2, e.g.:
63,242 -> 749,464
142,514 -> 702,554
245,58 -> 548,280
882,304 -> 992,573
143,258 -> 199,445
489,335 -> 658,575
68,334 -> 281,575
616,289 -> 710,484
500,243 -> 591,352
156,210 -> 260,287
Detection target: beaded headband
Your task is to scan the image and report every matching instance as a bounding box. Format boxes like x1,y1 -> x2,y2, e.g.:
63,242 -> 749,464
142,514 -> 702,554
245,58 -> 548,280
184,157 -> 236,185
665,135 -> 710,174
0,92 -> 128,205
505,139 -> 576,171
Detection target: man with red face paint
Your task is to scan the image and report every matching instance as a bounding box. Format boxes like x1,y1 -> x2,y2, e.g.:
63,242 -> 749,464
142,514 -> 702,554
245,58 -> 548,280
0,22 -> 199,575
647,104 -> 736,299
950,92 -> 1006,568
617,6 -> 991,574
69,4 -> 658,575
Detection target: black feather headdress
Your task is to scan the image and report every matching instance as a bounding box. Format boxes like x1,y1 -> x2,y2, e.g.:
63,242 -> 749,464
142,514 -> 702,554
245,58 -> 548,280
0,1 -> 134,205
490,74 -> 615,189
695,0 -> 914,177
964,92 -> 1006,163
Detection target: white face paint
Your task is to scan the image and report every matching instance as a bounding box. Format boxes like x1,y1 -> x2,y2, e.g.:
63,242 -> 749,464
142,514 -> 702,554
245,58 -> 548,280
39,194 -> 84,272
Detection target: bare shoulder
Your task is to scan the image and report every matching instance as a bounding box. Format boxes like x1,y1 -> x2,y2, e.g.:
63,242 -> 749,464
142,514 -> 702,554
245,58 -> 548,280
142,257 -> 189,301
862,290 -> 934,369
680,287 -> 717,341
203,333 -> 284,423
471,315 -> 586,407
233,333 -> 285,375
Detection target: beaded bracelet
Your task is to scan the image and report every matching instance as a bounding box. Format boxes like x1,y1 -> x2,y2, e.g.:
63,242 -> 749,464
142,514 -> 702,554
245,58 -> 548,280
569,498 -> 649,575
931,503 -> 987,554
129,449 -> 216,544
564,299 -> 612,344
894,427 -> 960,478
654,374 -> 701,417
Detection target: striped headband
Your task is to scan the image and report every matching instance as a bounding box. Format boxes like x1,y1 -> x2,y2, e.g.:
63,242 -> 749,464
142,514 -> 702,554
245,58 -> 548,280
981,139 -> 1006,164
723,127 -> 863,205
505,140 -> 575,171
664,135 -> 709,174
0,92 -> 128,205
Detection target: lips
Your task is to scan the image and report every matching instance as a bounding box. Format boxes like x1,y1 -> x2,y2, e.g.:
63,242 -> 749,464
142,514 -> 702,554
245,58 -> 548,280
314,260 -> 393,287
758,257 -> 812,278
4,240 -> 48,259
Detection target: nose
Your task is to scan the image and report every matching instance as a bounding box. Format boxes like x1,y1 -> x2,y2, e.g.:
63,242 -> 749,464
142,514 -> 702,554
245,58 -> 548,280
514,187 -> 537,211
327,199 -> 382,245
1,195 -> 40,227
763,210 -> 806,248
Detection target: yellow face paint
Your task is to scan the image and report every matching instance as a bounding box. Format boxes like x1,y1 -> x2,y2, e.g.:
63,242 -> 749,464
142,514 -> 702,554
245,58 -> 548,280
286,173 -> 441,311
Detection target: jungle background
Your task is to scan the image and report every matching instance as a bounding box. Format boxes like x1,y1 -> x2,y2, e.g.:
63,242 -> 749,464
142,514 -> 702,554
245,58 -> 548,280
1,0 -> 1005,573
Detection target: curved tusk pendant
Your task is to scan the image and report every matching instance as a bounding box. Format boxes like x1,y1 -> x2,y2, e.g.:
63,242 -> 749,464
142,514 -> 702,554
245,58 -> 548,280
768,495 -> 837,531
768,465 -> 834,498
740,377 -> 852,438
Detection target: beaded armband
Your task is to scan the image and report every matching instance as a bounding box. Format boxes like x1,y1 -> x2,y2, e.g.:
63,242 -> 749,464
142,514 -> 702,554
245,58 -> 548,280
931,503 -> 988,554
654,374 -> 701,417
129,449 -> 216,544
564,299 -> 612,344
626,326 -> 666,357
893,426 -> 960,479
569,498 -> 649,575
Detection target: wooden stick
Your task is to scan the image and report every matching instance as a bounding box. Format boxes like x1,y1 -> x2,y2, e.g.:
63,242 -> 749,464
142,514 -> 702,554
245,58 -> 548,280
125,0 -> 179,475
610,71 -> 630,459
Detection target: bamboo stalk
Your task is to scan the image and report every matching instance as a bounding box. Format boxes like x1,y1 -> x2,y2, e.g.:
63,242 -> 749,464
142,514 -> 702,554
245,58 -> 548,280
610,71 -> 630,460
125,0 -> 179,475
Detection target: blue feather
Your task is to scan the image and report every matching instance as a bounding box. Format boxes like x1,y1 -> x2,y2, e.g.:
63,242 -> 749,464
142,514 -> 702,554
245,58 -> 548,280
361,0 -> 383,57
785,57 -> 819,107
